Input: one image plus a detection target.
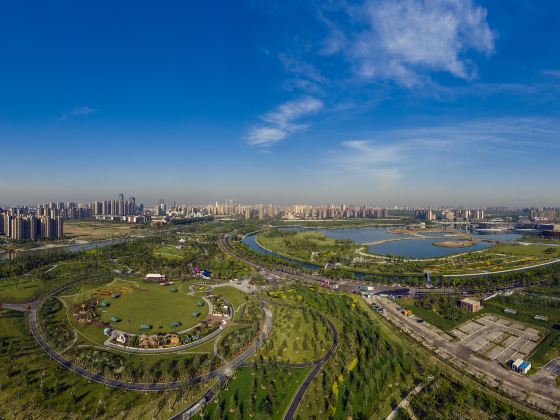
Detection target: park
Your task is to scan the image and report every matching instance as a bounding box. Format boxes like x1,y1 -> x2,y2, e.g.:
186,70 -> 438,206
61,279 -> 210,340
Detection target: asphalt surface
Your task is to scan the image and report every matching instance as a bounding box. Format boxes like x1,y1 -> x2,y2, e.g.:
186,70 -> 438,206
375,296 -> 560,411
283,318 -> 339,420
28,297 -> 273,391
543,358 -> 560,376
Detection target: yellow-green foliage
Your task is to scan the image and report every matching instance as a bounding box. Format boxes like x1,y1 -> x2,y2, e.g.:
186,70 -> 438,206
331,381 -> 339,399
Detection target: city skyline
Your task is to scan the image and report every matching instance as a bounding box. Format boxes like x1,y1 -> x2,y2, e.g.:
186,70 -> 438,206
2,1 -> 560,205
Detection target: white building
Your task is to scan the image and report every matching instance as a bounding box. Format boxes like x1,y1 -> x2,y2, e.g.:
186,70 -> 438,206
145,273 -> 166,282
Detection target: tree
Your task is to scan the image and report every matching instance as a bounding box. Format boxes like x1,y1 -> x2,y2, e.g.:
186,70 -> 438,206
259,394 -> 273,416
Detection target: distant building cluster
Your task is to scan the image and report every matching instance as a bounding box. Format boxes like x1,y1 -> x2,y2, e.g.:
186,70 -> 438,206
160,202 -> 389,221
529,207 -> 559,222
165,202 -> 279,221
37,202 -> 92,220
0,209 -> 63,241
415,208 -> 485,222
283,204 -> 388,220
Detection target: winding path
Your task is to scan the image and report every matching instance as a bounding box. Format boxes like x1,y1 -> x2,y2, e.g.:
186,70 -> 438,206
283,318 -> 339,420
27,295 -> 273,391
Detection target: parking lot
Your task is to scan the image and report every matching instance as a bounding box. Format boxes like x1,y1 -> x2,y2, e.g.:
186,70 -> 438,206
451,314 -> 543,365
543,358 -> 560,376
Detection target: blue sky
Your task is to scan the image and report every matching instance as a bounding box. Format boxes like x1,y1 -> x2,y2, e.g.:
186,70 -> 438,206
1,0 -> 560,207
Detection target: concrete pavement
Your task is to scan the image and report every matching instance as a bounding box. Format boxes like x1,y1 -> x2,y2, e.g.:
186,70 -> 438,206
375,296 -> 560,415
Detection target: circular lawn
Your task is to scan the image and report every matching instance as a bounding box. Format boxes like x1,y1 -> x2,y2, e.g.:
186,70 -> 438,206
65,280 -> 209,337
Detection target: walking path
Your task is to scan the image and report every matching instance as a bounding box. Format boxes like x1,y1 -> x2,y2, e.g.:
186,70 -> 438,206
26,295 -> 273,391
385,376 -> 434,420
283,318 -> 339,420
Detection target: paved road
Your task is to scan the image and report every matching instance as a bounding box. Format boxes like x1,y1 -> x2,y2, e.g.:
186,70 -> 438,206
375,296 -> 560,411
219,237 -> 535,297
28,297 -> 273,391
0,302 -> 32,312
169,376 -> 229,420
102,296 -> 227,354
283,318 -> 339,420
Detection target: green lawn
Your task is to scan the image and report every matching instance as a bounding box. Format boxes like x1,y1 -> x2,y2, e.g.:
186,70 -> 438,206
396,297 -> 479,331
491,243 -> 560,257
61,279 -> 209,340
200,366 -> 311,419
153,245 -> 185,261
255,301 -> 331,363
0,276 -> 43,303
212,286 -> 247,310
0,309 -> 26,337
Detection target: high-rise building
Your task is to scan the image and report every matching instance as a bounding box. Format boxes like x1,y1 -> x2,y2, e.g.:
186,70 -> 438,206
0,212 -> 62,241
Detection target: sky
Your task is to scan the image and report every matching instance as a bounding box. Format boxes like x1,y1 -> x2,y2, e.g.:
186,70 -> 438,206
1,0 -> 560,207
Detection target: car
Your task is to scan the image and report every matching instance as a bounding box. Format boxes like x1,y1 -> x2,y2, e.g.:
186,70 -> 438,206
416,319 -> 424,324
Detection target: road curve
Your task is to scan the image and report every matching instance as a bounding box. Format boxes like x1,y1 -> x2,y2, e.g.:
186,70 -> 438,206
28,298 -> 273,391
284,318 -> 339,420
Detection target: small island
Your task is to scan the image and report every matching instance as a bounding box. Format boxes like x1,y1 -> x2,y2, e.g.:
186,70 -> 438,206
432,240 -> 477,248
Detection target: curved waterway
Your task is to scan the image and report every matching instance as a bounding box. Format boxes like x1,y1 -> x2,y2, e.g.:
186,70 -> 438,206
243,227 -> 522,261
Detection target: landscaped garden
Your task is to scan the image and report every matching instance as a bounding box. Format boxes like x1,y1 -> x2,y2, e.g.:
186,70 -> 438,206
60,278 -> 209,337
253,228 -> 560,277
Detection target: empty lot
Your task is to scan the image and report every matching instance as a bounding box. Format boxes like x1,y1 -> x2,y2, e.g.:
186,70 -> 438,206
451,314 -> 543,365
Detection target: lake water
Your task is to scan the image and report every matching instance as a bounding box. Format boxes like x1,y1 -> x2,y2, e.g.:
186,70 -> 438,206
244,227 -> 522,260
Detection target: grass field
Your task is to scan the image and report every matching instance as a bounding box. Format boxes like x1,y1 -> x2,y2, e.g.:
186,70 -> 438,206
255,301 -> 331,363
491,244 -> 560,257
212,286 -> 247,310
0,309 -> 26,337
61,279 -> 209,338
153,245 -> 185,261
200,366 -> 311,419
0,276 -> 43,303
64,220 -> 138,240
396,297 -> 477,331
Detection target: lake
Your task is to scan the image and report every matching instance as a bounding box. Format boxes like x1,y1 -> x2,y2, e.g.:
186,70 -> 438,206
244,227 -> 522,260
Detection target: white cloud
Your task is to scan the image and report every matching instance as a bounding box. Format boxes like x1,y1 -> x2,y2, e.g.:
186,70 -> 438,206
325,0 -> 495,86
246,97 -> 323,146
60,106 -> 96,120
542,69 -> 560,78
327,117 -> 560,182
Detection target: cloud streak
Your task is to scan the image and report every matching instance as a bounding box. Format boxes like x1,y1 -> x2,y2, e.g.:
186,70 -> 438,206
326,117 -> 560,184
246,97 -> 323,146
60,106 -> 97,120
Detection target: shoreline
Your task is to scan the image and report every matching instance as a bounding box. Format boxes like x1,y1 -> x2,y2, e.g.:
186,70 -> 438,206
433,240 -> 477,248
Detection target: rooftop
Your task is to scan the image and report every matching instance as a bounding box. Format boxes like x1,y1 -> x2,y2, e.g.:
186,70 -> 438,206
460,298 -> 480,305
